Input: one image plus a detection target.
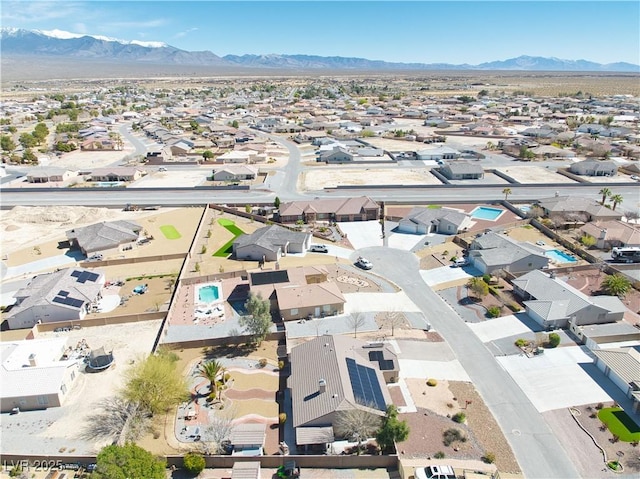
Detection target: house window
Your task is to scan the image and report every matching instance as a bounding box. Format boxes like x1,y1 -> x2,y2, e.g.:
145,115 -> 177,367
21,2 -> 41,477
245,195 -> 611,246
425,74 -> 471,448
60,384 -> 67,395
37,396 -> 49,405
322,305 -> 331,312
290,308 -> 298,316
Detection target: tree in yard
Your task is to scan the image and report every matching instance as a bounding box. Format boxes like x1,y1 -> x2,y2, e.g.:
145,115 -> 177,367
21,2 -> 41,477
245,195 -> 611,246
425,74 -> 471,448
231,120 -> 239,128
334,408 -> 382,455
93,443 -> 166,479
502,187 -> 512,201
196,360 -> 226,398
601,273 -> 631,298
610,194 -> 623,211
599,187 -> 611,205
79,397 -> 151,446
274,196 -> 281,208
547,332 -> 561,348
526,205 -> 545,219
22,148 -> 37,164
467,277 -> 489,300
376,405 -> 410,453
202,150 -> 214,160
183,452 -> 206,476
580,234 -> 597,248
383,310 -> 404,336
1,135 -> 16,152
240,292 -> 272,345
121,352 -> 190,416
348,312 -> 366,338
19,132 -> 38,149
519,146 -> 535,160
202,411 -> 236,454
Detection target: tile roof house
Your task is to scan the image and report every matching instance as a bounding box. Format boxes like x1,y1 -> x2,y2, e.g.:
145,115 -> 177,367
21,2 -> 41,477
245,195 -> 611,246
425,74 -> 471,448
439,162 -> 484,180
569,159 -> 618,177
415,146 -> 461,161
469,232 -> 549,275
289,335 -> 396,448
7,268 -> 105,330
317,146 -> 355,164
512,270 -> 626,329
212,165 -> 258,181
277,197 -> 379,224
398,207 -> 472,235
26,167 -> 77,184
592,346 -> 640,414
536,196 -> 624,222
89,167 -> 144,182
66,220 -> 142,255
233,225 -> 311,262
580,220 -> 640,249
1,338 -> 80,412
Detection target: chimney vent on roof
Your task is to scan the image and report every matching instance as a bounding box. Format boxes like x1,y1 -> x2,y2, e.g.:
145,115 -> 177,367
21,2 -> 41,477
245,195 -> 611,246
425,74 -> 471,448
319,378 -> 326,393
28,353 -> 37,367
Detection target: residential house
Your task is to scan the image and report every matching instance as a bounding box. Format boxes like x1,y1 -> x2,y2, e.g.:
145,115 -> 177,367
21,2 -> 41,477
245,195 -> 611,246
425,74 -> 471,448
90,167 -> 144,182
7,268 -> 105,329
66,220 -> 142,255
512,270 -> 626,329
569,159 -> 618,177
233,225 -> 311,262
217,150 -> 261,164
80,137 -> 121,151
536,196 -> 624,222
277,197 -> 380,224
439,162 -> 484,180
592,346 -> 640,414
317,146 -> 355,164
169,140 -> 194,156
397,207 -> 472,235
415,146 -> 461,161
580,220 -> 640,249
289,335 -> 396,449
1,338 -> 80,412
26,167 -> 77,184
276,282 -> 345,321
229,423 -> 267,456
468,232 -> 549,275
212,165 -> 258,182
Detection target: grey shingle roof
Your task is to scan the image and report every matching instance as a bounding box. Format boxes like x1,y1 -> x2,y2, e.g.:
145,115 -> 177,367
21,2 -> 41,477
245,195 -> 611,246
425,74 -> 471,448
66,220 -> 141,253
234,225 -> 309,253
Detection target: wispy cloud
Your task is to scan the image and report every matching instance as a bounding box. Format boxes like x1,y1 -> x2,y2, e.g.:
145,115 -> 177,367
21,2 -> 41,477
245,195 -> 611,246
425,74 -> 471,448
1,1 -> 87,23
173,27 -> 198,39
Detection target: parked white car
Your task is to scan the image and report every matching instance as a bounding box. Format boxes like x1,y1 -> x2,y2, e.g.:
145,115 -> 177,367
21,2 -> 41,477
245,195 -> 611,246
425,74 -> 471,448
355,256 -> 373,270
415,465 -> 456,479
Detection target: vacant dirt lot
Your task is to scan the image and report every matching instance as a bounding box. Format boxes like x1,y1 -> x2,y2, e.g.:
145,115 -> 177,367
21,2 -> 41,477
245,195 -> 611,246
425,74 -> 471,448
495,166 -> 578,184
301,166 -> 442,190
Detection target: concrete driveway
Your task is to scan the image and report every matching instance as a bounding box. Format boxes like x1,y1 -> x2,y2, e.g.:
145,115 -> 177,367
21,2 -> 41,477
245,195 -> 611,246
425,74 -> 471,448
496,346 -> 612,412
419,264 -> 480,287
343,291 -> 421,313
1,251 -> 82,281
399,358 -> 471,381
466,314 -> 535,343
338,220 -> 383,249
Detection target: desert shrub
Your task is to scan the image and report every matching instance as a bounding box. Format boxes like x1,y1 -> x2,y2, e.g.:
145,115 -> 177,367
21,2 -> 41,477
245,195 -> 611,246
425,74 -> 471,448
452,412 -> 466,423
443,428 -> 467,447
482,274 -> 492,284
258,358 -> 267,368
482,452 -> 496,464
278,360 -> 285,370
487,306 -> 501,318
548,332 -> 561,348
434,451 -> 445,459
515,338 -> 528,348
183,452 -> 206,475
596,402 -> 604,410
279,412 -> 287,424
426,378 -> 438,387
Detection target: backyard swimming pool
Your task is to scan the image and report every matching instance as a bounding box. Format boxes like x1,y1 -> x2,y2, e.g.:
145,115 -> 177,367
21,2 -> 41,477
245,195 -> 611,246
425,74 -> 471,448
197,283 -> 222,303
96,181 -> 124,187
545,249 -> 577,263
470,206 -> 504,221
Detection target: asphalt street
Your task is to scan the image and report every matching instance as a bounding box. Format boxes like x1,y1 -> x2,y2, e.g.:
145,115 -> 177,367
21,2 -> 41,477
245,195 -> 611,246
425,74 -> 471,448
358,246 -> 581,479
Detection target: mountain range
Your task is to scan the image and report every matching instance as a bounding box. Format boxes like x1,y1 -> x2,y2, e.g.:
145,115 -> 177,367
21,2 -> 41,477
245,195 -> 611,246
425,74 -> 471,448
2,27 -> 639,73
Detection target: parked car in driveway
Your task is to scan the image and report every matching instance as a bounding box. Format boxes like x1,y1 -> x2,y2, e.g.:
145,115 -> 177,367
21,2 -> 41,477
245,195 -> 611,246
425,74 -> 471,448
310,244 -> 328,253
355,256 -> 373,270
415,465 -> 456,479
451,257 -> 468,267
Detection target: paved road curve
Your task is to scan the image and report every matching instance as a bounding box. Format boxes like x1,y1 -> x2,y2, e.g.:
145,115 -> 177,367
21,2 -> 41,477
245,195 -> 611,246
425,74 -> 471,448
359,246 -> 581,479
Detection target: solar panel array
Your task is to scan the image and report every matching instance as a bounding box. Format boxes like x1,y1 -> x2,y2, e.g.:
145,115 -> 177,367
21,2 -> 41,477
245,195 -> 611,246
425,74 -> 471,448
345,358 -> 386,411
250,270 -> 290,286
368,351 -> 395,371
52,294 -> 84,308
70,270 -> 100,284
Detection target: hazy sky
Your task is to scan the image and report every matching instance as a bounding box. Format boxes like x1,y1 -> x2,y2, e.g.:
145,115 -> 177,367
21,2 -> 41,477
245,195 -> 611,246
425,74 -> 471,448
3,1 -> 639,64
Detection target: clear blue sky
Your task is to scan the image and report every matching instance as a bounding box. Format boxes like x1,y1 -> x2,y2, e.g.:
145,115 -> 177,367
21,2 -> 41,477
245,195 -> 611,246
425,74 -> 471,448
3,1 -> 639,64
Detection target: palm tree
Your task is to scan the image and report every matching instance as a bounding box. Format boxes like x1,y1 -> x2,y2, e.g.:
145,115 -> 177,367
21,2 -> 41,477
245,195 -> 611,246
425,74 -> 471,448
610,194 -> 623,211
599,187 -> 611,205
502,188 -> 512,201
196,360 -> 225,396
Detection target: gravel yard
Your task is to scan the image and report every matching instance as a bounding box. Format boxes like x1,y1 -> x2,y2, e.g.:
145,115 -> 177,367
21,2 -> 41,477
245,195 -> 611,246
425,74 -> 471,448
301,167 -> 442,190
495,165 -> 578,184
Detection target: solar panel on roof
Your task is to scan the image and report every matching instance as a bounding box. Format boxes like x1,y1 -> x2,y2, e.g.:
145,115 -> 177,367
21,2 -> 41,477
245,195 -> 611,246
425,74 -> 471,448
58,290 -> 69,297
250,270 -> 290,286
74,271 -> 100,284
368,350 -> 383,361
52,296 -> 84,308
71,270 -> 81,278
345,358 -> 386,411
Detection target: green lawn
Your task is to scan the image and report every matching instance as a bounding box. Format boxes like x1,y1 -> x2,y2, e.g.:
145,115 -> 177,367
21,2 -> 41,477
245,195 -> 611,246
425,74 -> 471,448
427,204 -> 442,209
598,407 -> 640,442
213,219 -> 245,257
159,225 -> 181,240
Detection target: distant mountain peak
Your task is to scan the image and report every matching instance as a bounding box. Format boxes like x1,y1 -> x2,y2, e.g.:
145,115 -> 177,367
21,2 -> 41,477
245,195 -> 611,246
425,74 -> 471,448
1,27 -> 638,73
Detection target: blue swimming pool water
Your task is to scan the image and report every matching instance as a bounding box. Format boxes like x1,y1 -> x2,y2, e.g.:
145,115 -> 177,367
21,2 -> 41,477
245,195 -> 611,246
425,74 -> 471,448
198,284 -> 220,303
470,206 -> 504,221
545,249 -> 577,263
96,181 -> 124,187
